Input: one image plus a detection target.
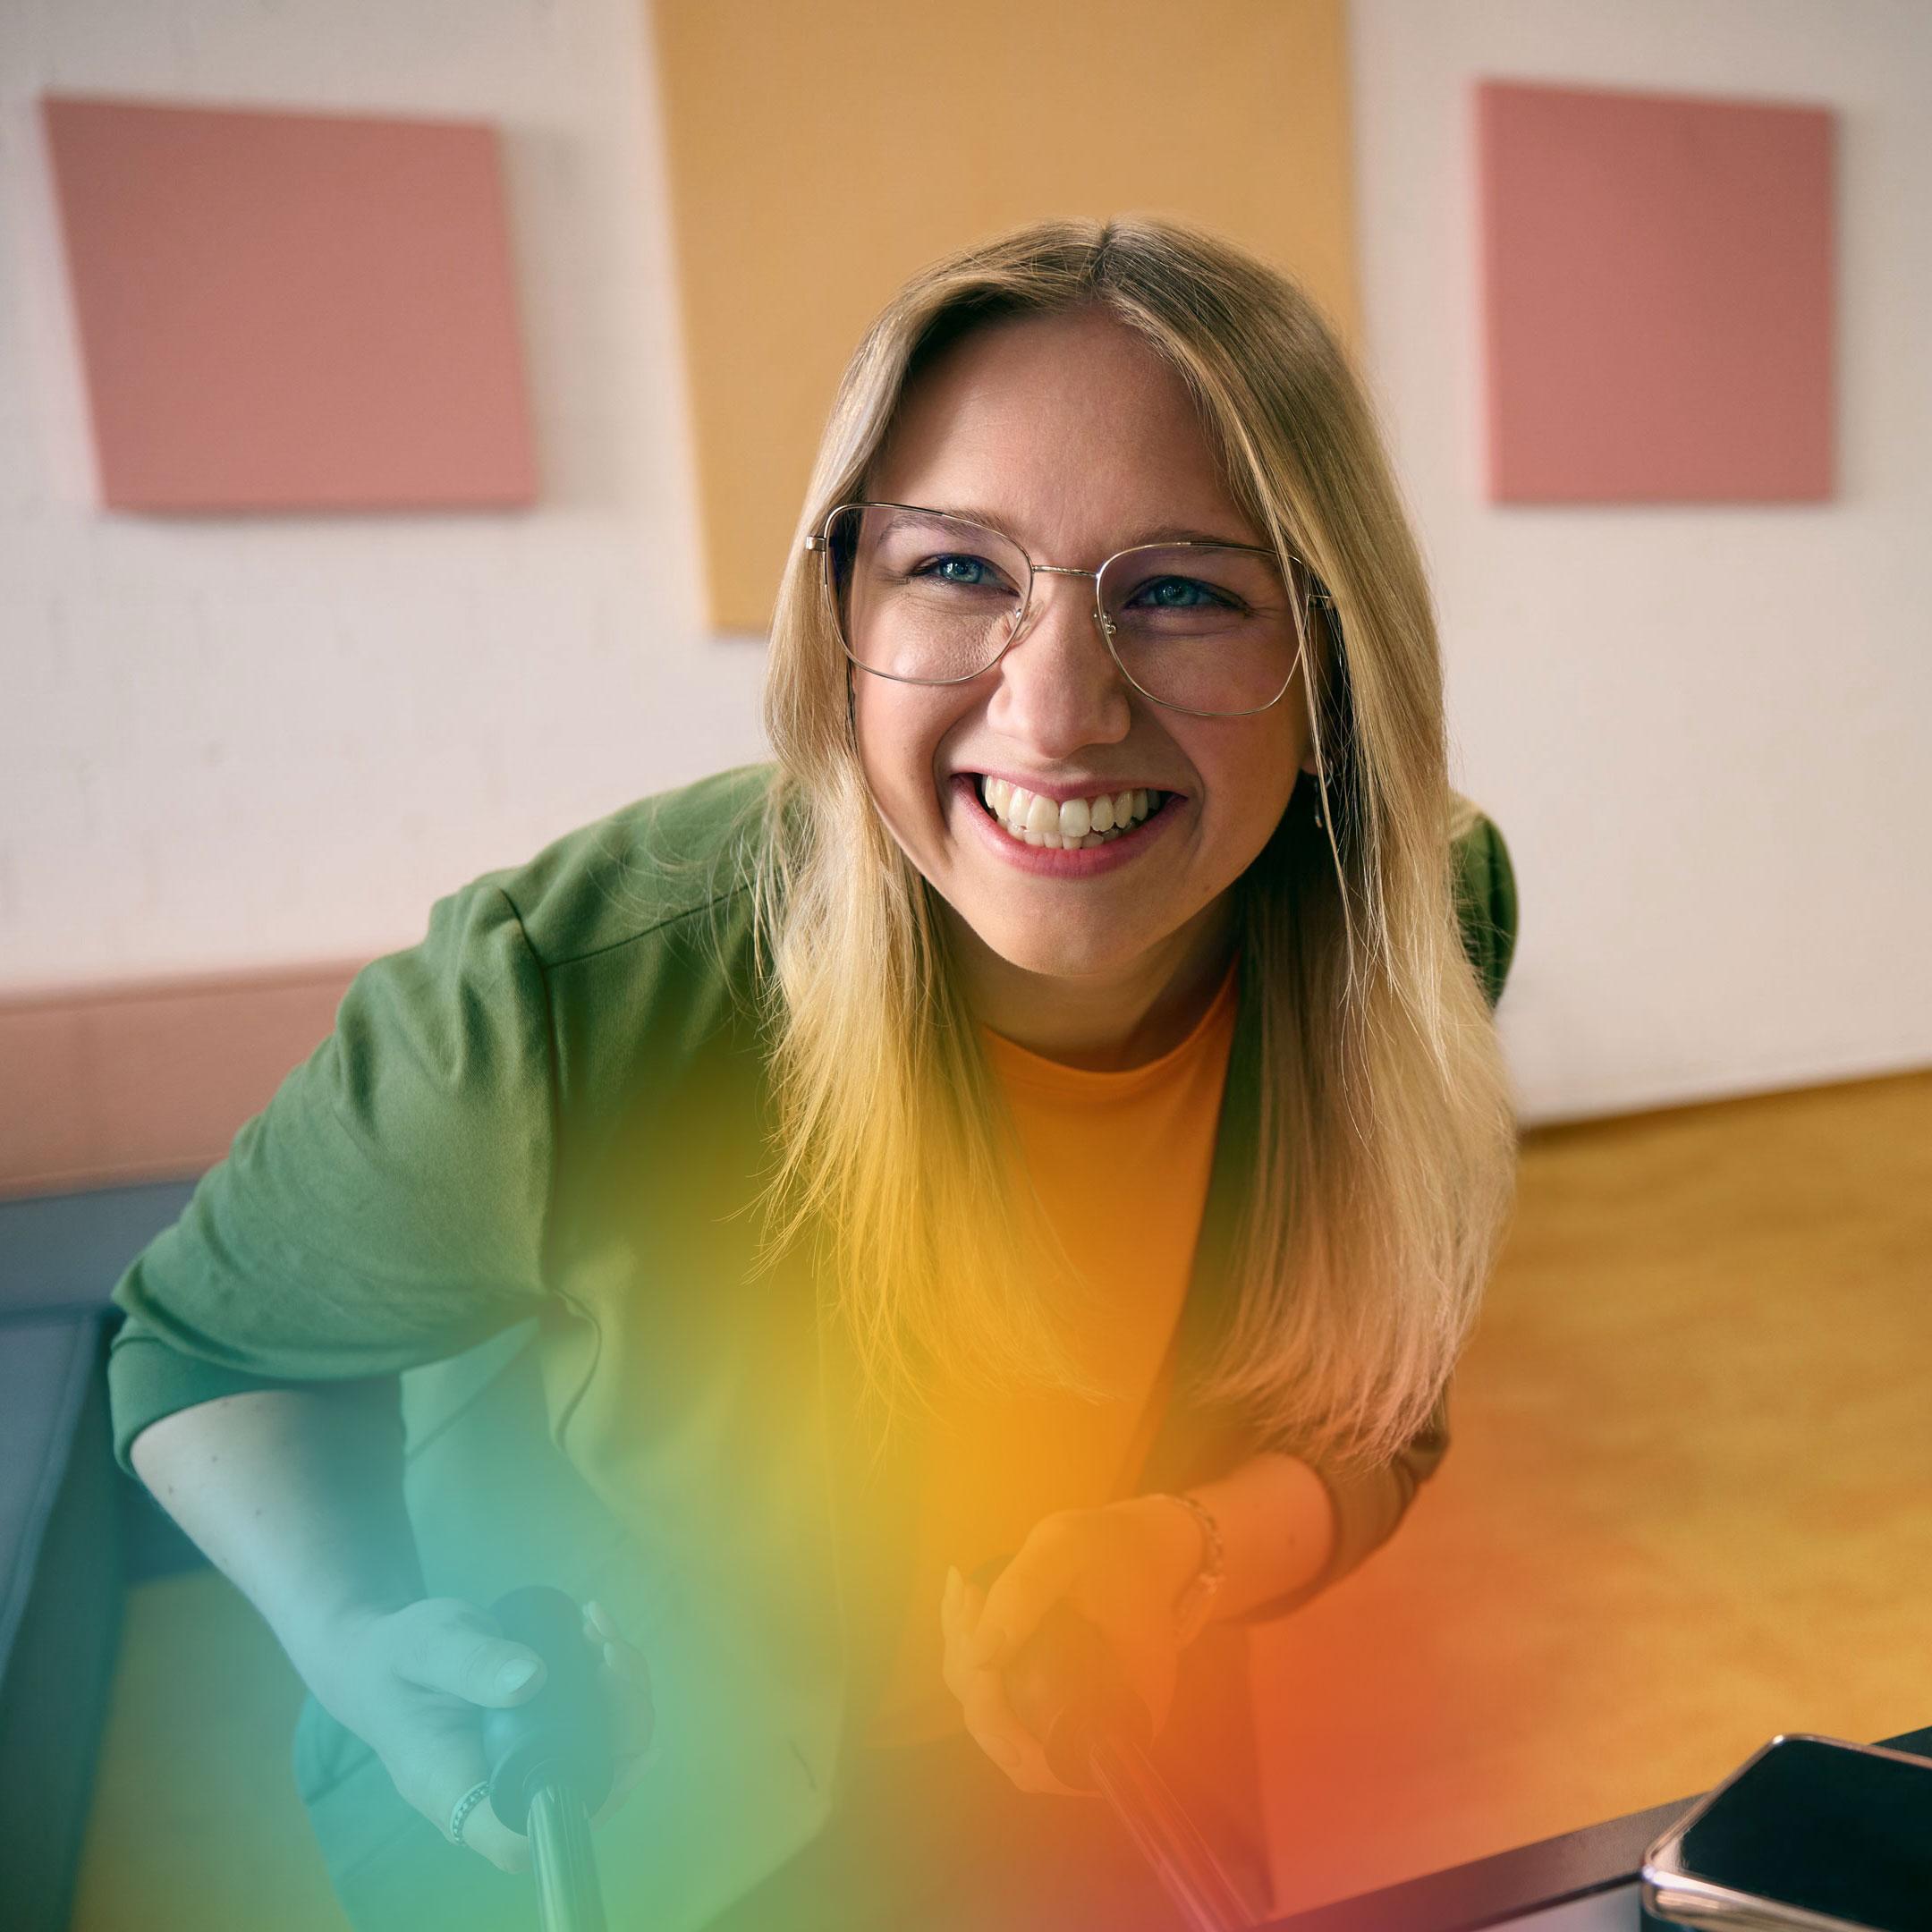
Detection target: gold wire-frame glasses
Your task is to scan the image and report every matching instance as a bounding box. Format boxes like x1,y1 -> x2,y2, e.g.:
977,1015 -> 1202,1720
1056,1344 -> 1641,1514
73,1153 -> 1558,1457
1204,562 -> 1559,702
804,499 -> 1335,720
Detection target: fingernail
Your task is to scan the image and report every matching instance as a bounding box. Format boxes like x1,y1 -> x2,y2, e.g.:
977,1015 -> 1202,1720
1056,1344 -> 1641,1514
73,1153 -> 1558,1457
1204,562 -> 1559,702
497,1657 -> 541,1694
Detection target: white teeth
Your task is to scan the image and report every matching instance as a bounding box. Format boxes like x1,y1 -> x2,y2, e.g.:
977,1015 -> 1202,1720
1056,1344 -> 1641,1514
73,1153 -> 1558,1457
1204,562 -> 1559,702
979,777 -> 1167,845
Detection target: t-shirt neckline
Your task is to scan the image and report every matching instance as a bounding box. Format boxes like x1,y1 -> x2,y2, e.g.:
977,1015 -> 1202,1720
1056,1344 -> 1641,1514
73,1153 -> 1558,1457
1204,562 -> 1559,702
979,949 -> 1241,1097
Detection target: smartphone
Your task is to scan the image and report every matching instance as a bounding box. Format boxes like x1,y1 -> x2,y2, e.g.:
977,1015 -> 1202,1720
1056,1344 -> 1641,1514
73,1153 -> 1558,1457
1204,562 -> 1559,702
1641,1733 -> 1932,1932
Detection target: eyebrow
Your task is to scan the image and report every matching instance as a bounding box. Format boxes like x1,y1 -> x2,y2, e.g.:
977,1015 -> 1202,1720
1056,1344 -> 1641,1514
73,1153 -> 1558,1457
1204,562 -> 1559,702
890,501 -> 1264,553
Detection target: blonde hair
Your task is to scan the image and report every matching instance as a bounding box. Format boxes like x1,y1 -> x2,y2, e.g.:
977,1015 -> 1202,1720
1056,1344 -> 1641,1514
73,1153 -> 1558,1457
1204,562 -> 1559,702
749,215 -> 1518,1478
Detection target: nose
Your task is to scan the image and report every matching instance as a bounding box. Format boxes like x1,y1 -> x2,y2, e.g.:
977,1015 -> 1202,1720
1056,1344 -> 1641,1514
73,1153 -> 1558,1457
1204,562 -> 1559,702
985,571 -> 1132,758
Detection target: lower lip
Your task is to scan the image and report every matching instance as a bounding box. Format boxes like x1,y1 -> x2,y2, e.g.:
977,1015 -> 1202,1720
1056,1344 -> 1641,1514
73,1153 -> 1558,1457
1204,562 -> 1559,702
950,773 -> 1185,877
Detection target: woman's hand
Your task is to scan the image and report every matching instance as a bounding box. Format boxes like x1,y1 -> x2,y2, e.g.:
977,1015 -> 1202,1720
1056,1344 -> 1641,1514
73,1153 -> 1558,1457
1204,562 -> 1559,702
297,1595 -> 657,1873
938,1496 -> 1205,1796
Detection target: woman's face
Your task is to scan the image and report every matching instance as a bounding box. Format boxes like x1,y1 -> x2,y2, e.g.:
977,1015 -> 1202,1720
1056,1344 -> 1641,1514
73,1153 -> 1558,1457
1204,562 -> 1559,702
853,306 -> 1318,985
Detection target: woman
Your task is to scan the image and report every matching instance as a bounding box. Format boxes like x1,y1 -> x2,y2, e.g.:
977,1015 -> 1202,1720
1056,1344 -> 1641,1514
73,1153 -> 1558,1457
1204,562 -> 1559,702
111,216 -> 1519,1932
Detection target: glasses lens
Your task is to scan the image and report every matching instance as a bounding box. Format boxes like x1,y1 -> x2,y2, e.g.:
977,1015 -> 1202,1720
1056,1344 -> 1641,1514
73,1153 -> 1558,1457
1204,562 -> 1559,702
1098,545 -> 1305,713
826,504 -> 1029,682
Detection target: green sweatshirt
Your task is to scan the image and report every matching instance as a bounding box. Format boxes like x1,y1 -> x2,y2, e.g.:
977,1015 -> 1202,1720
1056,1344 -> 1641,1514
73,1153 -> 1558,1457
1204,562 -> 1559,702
106,762 -> 1519,1932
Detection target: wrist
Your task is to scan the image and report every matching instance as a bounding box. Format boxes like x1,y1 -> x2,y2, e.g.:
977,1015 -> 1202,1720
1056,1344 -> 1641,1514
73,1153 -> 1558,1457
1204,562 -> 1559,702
1131,1493 -> 1204,1595
284,1588 -> 419,1683
1139,1492 -> 1224,1646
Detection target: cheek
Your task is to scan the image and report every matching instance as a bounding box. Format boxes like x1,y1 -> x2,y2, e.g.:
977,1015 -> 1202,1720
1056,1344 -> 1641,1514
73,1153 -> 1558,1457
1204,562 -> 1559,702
1182,715 -> 1276,790
853,683 -> 958,788
1190,724 -> 1302,860
852,683 -> 956,826
852,684 -> 911,797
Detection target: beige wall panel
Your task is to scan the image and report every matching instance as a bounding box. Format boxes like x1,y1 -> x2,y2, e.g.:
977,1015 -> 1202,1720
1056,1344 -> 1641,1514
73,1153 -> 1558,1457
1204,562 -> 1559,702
648,0 -> 1360,634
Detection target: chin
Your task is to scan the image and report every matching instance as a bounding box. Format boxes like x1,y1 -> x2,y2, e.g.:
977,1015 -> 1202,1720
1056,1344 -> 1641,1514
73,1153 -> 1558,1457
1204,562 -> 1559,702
961,911 -> 1148,982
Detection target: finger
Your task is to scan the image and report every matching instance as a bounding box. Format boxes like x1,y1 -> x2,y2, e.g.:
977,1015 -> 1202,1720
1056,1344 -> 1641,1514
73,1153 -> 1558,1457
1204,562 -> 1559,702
584,1602 -> 653,1696
962,1672 -> 1023,1770
972,1522 -> 1080,1668
941,1580 -> 991,1704
581,1609 -> 651,1691
580,1598 -> 658,1835
940,1641 -> 1078,1796
965,1671 -> 1084,1798
961,1668 -> 1060,1791
426,1757 -> 530,1874
957,1574 -> 987,1640
600,1631 -> 651,1691
597,1645 -> 657,1756
395,1606 -> 547,1708
943,1591 -> 1043,1775
578,1601 -> 656,1751
583,1598 -> 635,1648
945,1577 -> 1080,1796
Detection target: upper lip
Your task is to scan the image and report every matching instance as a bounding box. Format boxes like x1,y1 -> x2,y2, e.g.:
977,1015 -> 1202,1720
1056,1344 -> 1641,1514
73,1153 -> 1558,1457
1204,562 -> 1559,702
959,770 -> 1183,802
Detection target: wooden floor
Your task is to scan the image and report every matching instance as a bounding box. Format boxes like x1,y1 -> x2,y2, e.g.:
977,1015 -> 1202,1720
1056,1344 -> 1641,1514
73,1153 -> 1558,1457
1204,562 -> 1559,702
1255,1065 -> 1932,1914
72,1068 -> 1932,1930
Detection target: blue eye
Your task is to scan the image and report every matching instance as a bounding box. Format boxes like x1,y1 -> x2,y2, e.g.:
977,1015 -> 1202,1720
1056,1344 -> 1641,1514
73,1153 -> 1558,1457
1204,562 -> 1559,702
1130,576 -> 1233,611
917,554 -> 997,587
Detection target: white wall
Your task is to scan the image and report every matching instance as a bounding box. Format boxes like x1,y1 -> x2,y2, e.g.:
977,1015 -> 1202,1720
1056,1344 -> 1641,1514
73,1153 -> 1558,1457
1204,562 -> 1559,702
0,0 -> 769,990
1348,0 -> 1932,1123
4,1 -> 1925,1125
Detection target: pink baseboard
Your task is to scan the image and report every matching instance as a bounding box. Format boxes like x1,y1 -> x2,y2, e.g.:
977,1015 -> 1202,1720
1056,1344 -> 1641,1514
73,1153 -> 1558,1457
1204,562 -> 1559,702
0,962 -> 366,1199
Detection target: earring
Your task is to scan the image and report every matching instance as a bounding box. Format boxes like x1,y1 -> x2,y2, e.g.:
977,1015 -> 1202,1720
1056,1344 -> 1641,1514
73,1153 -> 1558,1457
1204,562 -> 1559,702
1309,770 -> 1325,829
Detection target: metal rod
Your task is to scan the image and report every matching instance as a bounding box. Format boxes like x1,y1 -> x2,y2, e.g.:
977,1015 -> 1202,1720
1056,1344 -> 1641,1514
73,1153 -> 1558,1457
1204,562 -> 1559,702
1088,1730 -> 1254,1932
526,1779 -> 608,1932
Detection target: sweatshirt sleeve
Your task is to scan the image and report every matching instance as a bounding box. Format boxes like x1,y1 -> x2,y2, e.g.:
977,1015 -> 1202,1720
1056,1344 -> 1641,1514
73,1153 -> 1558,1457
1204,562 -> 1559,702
107,879 -> 556,1477
1227,809 -> 1517,1622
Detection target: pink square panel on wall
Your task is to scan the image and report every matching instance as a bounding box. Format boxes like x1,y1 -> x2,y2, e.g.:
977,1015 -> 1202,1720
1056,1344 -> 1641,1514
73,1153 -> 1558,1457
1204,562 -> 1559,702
40,93 -> 537,512
1475,79 -> 1835,504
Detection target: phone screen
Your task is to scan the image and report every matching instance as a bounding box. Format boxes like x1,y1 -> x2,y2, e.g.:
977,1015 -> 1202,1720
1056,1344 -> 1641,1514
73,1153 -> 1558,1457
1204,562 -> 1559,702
1673,1737 -> 1932,1931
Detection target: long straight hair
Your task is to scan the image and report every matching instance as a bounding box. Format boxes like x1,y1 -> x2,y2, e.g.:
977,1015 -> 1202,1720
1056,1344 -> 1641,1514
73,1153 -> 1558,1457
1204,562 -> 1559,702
748,216 -> 1518,1478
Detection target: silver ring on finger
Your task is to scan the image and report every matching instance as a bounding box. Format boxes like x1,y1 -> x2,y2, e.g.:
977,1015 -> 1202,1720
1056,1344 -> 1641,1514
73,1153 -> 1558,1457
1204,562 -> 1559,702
449,1778 -> 492,1847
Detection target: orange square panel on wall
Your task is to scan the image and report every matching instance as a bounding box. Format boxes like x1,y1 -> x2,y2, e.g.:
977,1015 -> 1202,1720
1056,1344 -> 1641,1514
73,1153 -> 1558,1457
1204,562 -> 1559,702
648,0 -> 1360,635
1476,79 -> 1835,504
40,93 -> 538,512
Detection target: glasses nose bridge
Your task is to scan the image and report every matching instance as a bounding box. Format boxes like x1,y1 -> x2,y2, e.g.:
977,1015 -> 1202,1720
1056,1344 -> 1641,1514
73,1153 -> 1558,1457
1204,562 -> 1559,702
1015,559 -> 1112,651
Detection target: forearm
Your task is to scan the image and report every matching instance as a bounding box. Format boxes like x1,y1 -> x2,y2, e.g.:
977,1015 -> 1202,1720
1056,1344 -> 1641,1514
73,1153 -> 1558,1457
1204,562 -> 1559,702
128,1378 -> 426,1676
1182,1451 -> 1338,1623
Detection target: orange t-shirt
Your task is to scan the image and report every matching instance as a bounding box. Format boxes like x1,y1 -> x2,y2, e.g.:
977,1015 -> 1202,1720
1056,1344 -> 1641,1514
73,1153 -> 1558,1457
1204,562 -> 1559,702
862,953 -> 1241,1749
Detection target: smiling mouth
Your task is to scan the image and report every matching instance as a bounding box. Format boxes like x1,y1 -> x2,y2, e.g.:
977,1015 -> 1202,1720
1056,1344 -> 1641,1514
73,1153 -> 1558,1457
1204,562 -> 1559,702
970,775 -> 1176,849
